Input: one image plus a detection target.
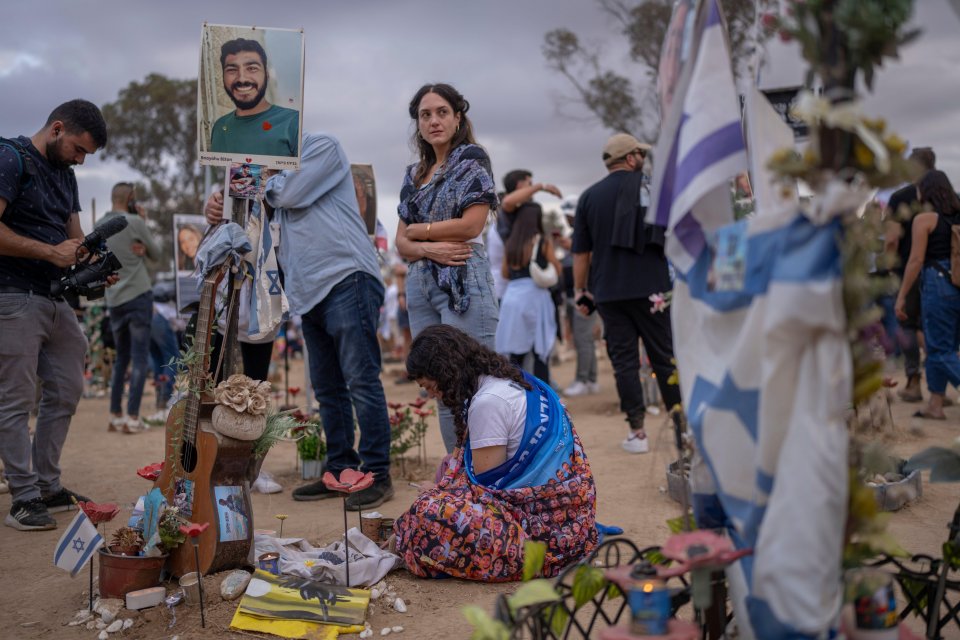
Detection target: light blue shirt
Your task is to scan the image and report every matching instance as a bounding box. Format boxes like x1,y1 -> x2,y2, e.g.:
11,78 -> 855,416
265,132 -> 382,315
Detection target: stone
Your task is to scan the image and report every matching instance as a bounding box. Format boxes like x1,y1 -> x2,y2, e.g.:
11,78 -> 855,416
95,598 -> 124,620
100,610 -> 115,625
96,620 -> 107,630
392,626 -> 404,632
220,570 -> 252,600
381,628 -> 392,636
359,630 -> 373,639
98,632 -> 109,640
393,598 -> 407,613
106,620 -> 123,633
85,621 -> 96,630
122,619 -> 134,630
126,586 -> 166,610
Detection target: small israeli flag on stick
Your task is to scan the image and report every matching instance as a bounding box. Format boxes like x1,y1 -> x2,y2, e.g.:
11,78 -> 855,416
53,510 -> 103,577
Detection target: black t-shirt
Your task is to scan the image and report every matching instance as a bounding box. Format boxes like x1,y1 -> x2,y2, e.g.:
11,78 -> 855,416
887,183 -> 918,273
572,171 -> 671,304
0,136 -> 80,295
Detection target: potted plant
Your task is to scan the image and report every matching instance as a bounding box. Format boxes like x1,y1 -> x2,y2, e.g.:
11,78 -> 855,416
293,413 -> 326,479
110,526 -> 144,556
98,526 -> 167,599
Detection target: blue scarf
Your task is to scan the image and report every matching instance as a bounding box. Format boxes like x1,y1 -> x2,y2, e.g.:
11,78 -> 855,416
465,372 -> 574,490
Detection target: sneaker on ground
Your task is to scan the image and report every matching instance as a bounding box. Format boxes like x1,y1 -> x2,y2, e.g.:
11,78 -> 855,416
143,410 -> 168,425
253,472 -> 283,494
621,432 -> 650,454
5,498 -> 56,531
345,478 -> 395,511
126,417 -> 146,432
563,380 -> 591,397
292,479 -> 340,501
42,487 -> 91,513
646,405 -> 662,416
587,382 -> 601,394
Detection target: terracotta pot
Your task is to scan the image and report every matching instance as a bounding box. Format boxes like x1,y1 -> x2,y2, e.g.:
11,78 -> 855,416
97,548 -> 167,599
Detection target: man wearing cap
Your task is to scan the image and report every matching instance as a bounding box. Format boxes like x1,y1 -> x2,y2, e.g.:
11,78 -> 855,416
572,133 -> 680,453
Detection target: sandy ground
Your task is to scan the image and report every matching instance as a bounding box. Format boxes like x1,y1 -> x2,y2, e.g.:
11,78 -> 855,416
1,348 -> 958,640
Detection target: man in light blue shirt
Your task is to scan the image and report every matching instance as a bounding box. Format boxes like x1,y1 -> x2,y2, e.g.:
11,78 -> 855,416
205,133 -> 392,509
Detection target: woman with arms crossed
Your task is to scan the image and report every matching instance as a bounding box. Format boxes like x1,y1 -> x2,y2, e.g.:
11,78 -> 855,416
394,83 -> 500,453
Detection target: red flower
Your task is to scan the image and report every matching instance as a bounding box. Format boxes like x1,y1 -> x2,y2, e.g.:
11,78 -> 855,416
322,469 -> 375,493
658,530 -> 752,578
137,462 -> 164,481
289,386 -> 301,396
414,408 -> 433,418
179,522 -> 210,538
778,29 -> 793,43
389,413 -> 401,426
760,13 -> 778,29
78,501 -> 120,525
409,397 -> 427,408
387,402 -> 404,410
262,121 -> 273,131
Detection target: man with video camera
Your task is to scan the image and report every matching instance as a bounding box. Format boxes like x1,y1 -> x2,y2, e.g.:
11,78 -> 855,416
0,99 -> 108,531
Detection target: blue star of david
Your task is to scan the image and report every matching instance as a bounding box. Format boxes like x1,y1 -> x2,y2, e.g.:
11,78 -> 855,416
687,372 -> 759,441
72,537 -> 85,553
266,270 -> 281,295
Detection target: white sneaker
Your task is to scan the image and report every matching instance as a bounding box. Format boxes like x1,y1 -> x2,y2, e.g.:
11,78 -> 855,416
621,431 -> 649,454
143,410 -> 168,426
646,405 -> 661,416
587,381 -> 601,394
564,380 -> 591,397
253,471 -> 283,494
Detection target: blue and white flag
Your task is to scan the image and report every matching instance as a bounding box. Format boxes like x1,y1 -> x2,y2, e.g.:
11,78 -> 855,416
247,197 -> 288,341
648,0 -> 747,275
54,510 -> 103,577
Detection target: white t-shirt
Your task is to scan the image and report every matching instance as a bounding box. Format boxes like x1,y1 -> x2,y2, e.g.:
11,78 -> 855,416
468,375 -> 527,459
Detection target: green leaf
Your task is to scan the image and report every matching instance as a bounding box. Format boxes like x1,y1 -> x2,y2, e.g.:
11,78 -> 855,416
548,604 -> 570,637
522,540 -> 547,581
944,540 -> 960,570
571,565 -> 606,609
507,580 -> 561,614
607,582 -> 623,599
666,513 -> 696,534
462,605 -> 511,640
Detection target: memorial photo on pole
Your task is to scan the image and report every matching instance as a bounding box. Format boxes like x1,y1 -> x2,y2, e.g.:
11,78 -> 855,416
198,23 -> 305,170
350,163 -> 377,236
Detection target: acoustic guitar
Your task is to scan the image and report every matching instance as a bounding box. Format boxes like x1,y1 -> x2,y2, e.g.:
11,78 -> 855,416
155,261 -> 255,577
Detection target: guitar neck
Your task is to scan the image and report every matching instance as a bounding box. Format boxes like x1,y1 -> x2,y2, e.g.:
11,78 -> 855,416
184,270 -> 221,444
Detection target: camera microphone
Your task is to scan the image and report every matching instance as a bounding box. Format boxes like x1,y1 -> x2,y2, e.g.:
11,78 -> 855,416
83,215 -> 128,252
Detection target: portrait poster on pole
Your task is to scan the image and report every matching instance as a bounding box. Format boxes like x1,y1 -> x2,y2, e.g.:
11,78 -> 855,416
350,164 -> 377,236
198,23 -> 305,170
173,214 -> 208,313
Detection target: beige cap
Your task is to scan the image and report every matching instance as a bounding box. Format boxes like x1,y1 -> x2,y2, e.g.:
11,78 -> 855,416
602,133 -> 651,167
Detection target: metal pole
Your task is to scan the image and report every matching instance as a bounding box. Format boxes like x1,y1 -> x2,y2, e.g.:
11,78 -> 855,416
342,498 -> 350,587
193,543 -> 206,628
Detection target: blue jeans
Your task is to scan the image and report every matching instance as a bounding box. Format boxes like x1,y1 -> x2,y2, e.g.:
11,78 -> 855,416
109,291 -> 153,416
921,263 -> 960,394
301,272 -> 390,481
406,246 -> 500,452
149,313 -> 179,407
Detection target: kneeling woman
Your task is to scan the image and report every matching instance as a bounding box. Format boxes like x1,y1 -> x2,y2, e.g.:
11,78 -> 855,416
394,325 -> 598,582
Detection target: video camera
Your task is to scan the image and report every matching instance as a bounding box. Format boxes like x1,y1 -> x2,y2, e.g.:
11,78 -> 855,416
50,216 -> 127,299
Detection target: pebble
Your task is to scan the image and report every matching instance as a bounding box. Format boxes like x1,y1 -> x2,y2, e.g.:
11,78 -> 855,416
393,597 -> 407,613
98,632 -> 109,640
106,619 -> 123,633
381,628 -> 392,636
122,619 -> 134,630
96,620 -> 106,630
359,630 -> 373,639
86,621 -> 96,630
221,570 -> 252,600
100,610 -> 115,624
392,625 -> 404,633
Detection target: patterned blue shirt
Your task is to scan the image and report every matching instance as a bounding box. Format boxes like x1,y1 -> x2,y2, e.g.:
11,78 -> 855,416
398,143 -> 498,313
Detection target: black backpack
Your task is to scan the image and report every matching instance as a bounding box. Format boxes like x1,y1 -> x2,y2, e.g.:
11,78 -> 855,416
0,136 -> 37,203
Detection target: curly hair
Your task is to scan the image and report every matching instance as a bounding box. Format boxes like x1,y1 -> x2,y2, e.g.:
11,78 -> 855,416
406,324 -> 530,447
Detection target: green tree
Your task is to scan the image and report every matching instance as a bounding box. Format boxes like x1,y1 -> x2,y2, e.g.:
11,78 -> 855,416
100,73 -> 210,270
543,0 -> 762,141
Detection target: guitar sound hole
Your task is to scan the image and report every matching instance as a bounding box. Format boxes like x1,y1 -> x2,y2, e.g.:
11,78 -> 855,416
180,440 -> 198,473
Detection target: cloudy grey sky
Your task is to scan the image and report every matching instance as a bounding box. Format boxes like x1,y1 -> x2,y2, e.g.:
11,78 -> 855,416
2,0 -> 959,245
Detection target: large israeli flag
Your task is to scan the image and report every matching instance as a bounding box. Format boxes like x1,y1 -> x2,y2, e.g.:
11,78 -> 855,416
649,1 -> 855,637
648,0 -> 747,274
53,510 -> 103,577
